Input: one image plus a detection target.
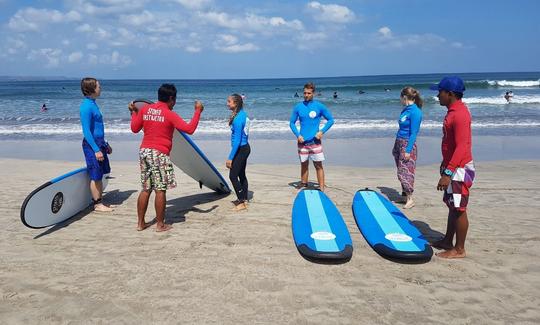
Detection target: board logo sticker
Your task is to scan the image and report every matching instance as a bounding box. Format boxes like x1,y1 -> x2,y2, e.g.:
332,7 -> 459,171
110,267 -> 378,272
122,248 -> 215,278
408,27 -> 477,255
385,233 -> 412,242
51,192 -> 64,214
310,231 -> 336,240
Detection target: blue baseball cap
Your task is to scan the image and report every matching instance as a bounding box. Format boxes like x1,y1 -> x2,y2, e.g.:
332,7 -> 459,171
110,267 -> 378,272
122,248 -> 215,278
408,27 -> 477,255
430,76 -> 466,93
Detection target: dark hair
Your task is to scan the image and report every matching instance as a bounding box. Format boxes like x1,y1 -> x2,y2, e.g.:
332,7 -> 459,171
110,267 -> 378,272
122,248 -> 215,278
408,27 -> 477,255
158,84 -> 177,102
228,93 -> 244,126
401,86 -> 423,108
304,82 -> 315,91
451,92 -> 463,100
81,77 -> 98,96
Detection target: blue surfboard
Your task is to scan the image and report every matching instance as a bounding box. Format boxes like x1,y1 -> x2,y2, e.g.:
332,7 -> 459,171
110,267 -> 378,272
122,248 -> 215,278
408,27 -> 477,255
292,190 -> 353,261
352,189 -> 432,262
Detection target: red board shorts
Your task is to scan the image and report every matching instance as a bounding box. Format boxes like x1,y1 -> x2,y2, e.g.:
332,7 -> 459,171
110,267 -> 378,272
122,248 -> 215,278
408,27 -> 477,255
442,161 -> 475,212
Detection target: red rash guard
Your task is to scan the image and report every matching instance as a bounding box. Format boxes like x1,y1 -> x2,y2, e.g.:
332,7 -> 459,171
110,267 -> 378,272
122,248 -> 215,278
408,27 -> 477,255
131,101 -> 201,155
441,100 -> 473,172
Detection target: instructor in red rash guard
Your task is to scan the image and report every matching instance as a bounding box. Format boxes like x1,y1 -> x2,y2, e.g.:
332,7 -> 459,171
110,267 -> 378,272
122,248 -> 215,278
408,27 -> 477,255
430,76 -> 475,259
128,84 -> 204,232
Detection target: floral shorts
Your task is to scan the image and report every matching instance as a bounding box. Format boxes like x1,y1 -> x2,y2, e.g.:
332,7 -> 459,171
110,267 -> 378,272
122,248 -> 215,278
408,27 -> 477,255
139,148 -> 176,191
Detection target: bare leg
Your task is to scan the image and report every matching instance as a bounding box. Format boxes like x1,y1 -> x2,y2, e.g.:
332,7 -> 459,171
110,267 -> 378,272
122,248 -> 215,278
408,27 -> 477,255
300,161 -> 309,187
313,161 -> 325,192
90,180 -> 113,212
137,190 -> 152,231
432,209 -> 457,250
437,211 -> 468,258
155,190 -> 172,232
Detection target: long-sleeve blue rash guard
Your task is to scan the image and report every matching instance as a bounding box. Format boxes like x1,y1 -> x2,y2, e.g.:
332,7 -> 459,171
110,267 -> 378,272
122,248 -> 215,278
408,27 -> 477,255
396,103 -> 423,153
228,110 -> 250,160
289,100 -> 334,143
80,97 -> 105,153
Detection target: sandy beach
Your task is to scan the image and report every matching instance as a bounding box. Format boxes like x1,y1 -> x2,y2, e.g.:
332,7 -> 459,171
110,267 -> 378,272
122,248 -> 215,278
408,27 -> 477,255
1,156 -> 539,324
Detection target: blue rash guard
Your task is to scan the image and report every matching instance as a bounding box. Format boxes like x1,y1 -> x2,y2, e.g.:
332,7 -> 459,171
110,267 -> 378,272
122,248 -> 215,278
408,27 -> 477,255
228,110 -> 250,160
289,100 -> 334,143
396,103 -> 422,153
80,97 -> 105,152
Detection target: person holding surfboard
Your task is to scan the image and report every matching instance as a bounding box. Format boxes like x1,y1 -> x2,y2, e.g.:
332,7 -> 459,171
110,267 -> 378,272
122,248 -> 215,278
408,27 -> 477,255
430,76 -> 475,259
289,82 -> 334,192
80,77 -> 113,213
128,84 -> 204,232
392,87 -> 423,209
225,94 -> 251,211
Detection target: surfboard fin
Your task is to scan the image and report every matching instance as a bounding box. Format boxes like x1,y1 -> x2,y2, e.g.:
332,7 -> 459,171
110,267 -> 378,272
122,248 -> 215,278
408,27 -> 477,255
199,181 -> 203,189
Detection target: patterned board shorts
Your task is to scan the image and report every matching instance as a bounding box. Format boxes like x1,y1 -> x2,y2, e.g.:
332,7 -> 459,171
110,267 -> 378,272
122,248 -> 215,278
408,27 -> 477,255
298,140 -> 325,163
139,148 -> 176,191
443,161 -> 475,212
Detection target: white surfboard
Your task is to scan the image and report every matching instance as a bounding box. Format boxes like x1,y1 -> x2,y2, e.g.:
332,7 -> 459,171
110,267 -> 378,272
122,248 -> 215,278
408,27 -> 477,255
133,99 -> 231,194
21,168 -> 109,228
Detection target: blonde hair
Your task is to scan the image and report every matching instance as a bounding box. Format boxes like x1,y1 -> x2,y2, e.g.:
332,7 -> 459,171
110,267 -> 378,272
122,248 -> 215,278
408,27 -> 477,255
401,86 -> 423,108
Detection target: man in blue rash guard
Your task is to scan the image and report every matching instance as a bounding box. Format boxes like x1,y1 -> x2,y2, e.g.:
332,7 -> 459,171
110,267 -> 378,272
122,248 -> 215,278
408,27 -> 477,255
80,77 -> 113,212
289,82 -> 334,192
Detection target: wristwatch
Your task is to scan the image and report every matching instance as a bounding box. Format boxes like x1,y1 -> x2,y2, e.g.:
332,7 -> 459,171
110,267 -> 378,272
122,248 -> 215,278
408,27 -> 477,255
443,169 -> 454,177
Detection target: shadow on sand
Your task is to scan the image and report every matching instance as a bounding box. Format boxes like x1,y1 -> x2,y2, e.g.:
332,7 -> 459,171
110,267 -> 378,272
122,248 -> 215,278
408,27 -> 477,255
165,191 -> 230,225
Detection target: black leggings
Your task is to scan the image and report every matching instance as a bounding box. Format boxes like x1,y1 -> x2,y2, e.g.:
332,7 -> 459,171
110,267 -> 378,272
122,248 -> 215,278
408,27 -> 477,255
229,144 -> 250,202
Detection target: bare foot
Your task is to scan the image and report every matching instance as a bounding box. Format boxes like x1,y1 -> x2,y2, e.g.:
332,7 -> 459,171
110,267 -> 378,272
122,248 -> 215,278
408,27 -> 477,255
436,248 -> 466,259
232,202 -> 248,211
137,222 -> 151,231
431,240 -> 453,250
156,224 -> 173,232
94,203 -> 114,212
403,199 -> 415,209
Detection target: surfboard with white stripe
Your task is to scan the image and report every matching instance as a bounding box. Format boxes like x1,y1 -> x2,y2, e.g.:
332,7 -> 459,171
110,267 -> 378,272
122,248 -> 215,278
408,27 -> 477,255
352,189 -> 432,262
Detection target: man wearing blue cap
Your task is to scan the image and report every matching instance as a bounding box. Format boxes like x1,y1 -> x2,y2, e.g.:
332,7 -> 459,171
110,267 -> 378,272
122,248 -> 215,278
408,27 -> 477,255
430,76 -> 475,259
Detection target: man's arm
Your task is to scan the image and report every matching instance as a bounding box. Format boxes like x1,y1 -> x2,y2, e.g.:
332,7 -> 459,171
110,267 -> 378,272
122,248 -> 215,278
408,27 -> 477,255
80,105 -> 100,152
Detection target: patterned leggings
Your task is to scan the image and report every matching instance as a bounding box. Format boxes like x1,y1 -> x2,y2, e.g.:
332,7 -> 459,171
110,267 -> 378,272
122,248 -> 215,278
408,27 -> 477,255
392,138 -> 417,195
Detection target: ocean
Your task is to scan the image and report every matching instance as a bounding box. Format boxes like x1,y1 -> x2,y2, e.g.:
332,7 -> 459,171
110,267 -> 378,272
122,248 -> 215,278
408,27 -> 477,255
1,72 -> 539,141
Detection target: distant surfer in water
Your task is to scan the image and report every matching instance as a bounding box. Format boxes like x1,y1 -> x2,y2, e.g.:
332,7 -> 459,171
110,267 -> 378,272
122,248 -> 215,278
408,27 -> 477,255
504,91 -> 513,103
393,87 -> 423,209
79,77 -> 113,213
430,76 -> 475,259
41,103 -> 47,112
333,91 -> 338,99
289,82 -> 334,192
128,84 -> 204,232
226,94 -> 251,211
294,92 -> 299,98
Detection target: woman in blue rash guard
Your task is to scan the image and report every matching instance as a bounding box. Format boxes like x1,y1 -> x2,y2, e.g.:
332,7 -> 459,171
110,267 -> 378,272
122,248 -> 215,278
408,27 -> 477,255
225,94 -> 251,212
392,86 -> 423,209
80,77 -> 113,212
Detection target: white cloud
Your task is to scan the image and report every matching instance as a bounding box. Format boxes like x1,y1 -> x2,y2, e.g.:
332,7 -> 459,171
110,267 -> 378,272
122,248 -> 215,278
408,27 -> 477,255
213,34 -> 259,53
68,51 -> 83,63
200,11 -> 303,34
100,50 -> 132,67
171,0 -> 211,10
218,43 -> 259,53
76,23 -> 93,32
307,2 -> 356,24
120,10 -> 154,26
68,0 -> 148,16
87,43 -> 98,50
296,31 -> 328,50
372,26 -> 450,50
185,46 -> 201,53
8,8 -> 82,32
27,48 -> 63,68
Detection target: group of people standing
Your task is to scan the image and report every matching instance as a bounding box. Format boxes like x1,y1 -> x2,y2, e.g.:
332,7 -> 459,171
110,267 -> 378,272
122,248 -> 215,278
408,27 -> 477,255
78,76 -> 474,259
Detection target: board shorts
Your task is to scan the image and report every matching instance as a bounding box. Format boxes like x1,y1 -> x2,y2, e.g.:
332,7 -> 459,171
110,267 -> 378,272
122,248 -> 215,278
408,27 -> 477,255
82,138 -> 111,181
442,161 -> 475,212
298,139 -> 325,163
139,148 -> 176,191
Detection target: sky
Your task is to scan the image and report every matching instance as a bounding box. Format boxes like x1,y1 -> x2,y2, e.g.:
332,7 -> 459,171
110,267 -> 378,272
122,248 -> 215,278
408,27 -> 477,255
0,0 -> 539,79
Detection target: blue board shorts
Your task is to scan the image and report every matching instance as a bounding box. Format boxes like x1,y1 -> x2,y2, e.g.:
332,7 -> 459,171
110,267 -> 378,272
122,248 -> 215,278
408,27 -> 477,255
82,138 -> 111,181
